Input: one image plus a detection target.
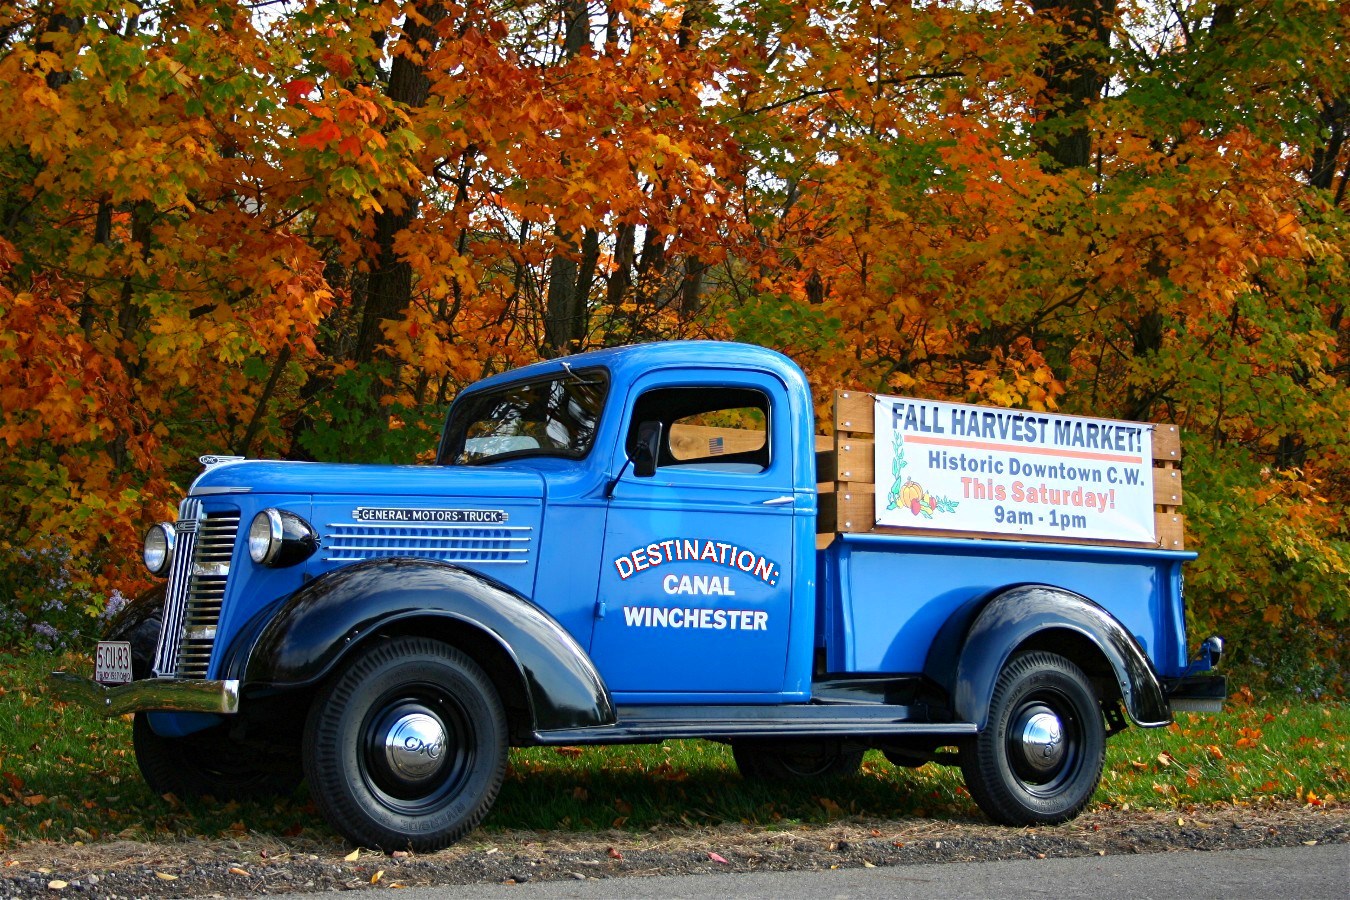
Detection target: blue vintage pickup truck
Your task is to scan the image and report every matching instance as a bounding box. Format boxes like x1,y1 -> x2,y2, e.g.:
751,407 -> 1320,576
53,341 -> 1225,850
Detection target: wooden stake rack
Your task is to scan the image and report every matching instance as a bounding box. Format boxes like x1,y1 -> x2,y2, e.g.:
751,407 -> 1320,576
817,391 -> 1185,551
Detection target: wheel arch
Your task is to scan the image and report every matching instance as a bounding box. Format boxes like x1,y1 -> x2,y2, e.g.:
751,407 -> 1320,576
103,583 -> 166,682
933,584 -> 1170,731
234,558 -> 616,737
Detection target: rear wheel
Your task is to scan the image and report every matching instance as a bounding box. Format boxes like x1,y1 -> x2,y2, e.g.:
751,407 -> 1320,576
732,740 -> 864,781
961,651 -> 1105,826
303,636 -> 508,852
132,713 -> 301,801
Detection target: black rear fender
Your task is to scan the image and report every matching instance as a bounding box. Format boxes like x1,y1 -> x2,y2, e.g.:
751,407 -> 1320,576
928,584 -> 1170,731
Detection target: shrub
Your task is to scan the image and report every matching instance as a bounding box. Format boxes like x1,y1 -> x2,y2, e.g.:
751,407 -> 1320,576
0,540 -> 126,653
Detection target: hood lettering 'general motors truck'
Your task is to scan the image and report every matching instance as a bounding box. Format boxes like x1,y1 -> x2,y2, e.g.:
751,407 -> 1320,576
53,342 -> 1225,850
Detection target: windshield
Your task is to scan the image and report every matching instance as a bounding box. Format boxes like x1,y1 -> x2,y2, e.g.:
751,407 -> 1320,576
439,369 -> 609,465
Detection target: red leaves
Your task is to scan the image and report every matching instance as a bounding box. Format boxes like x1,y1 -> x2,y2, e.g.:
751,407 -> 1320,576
298,120 -> 341,149
318,51 -> 354,79
284,79 -> 315,105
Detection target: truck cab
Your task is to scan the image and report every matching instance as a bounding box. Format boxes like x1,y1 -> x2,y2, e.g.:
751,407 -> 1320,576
53,341 -> 1225,852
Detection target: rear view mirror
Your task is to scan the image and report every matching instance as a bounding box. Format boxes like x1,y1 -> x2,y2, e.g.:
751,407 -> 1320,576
633,421 -> 663,478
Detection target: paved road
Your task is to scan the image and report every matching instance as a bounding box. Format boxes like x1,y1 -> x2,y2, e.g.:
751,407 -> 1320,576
358,844 -> 1348,899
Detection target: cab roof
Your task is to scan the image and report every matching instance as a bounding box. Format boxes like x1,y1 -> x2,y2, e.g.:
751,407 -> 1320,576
463,341 -> 809,397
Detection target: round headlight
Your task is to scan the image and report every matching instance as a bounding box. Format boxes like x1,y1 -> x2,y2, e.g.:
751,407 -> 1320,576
249,508 -> 284,565
143,523 -> 177,576
249,508 -> 318,567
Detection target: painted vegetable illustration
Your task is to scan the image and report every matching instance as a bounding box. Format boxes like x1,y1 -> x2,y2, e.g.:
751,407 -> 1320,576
887,435 -> 960,519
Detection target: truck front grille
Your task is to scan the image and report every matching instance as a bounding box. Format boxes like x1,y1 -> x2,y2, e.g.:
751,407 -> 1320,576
152,500 -> 238,679
323,522 -> 532,565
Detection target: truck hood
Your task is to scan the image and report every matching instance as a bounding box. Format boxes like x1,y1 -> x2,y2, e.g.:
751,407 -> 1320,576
189,460 -> 545,499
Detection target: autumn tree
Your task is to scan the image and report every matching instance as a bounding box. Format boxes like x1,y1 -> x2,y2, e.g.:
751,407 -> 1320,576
0,0 -> 1344,687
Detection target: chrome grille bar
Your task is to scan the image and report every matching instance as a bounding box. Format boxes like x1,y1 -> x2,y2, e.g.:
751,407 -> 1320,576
151,498 -> 201,677
175,513 -> 239,680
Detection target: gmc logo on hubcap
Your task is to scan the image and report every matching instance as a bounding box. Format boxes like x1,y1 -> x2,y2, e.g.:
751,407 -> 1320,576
403,737 -> 444,760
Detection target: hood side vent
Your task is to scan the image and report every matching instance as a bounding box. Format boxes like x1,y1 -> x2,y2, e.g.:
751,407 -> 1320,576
324,522 -> 532,565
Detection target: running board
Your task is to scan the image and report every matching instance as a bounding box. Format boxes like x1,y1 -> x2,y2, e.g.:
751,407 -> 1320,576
533,704 -> 977,746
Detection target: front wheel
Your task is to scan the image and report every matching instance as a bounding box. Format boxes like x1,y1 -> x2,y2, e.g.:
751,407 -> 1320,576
303,636 -> 508,852
132,713 -> 301,801
960,651 -> 1105,826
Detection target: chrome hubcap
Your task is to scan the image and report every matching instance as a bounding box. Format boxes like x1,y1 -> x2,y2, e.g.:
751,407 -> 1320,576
1013,705 -> 1064,775
381,711 -> 447,784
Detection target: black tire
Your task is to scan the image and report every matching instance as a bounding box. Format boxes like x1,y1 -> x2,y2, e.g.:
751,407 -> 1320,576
302,637 -> 508,852
732,740 -> 865,781
960,651 -> 1106,826
132,712 -> 301,801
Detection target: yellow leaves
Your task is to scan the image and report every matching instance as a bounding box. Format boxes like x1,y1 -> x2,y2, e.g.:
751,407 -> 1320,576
22,81 -> 61,112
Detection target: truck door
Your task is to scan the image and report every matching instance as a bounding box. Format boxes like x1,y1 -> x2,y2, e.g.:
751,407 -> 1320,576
590,372 -> 796,697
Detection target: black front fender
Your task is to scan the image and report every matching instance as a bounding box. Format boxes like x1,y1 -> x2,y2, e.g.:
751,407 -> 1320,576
944,585 -> 1170,730
103,583 -> 166,681
238,559 -> 615,732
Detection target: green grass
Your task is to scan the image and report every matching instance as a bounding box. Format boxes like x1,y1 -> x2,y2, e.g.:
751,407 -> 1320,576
1,651 -> 1344,846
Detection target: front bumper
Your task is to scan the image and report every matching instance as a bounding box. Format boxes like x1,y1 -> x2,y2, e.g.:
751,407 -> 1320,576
49,672 -> 240,716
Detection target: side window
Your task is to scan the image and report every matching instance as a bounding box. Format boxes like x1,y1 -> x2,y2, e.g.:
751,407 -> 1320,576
627,387 -> 771,473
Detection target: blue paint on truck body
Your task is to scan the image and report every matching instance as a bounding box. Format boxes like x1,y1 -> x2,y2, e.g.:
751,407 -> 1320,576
60,339 -> 1234,847
129,340 -> 1209,743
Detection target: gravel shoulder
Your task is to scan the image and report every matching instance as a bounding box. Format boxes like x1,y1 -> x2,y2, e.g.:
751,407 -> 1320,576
1,803 -> 1344,898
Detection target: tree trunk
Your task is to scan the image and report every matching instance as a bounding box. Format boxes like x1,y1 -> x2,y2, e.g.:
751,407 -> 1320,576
351,2 -> 446,366
540,1 -> 593,355
1030,0 -> 1116,172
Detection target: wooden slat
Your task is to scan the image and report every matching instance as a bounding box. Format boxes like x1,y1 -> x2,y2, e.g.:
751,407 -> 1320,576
833,392 -> 875,434
1153,467 -> 1183,507
1156,513 -> 1185,550
1152,424 -> 1182,463
829,486 -> 875,534
814,434 -> 833,452
835,437 -> 875,484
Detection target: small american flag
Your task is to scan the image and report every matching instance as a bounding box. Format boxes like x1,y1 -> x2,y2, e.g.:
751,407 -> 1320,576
709,436 -> 724,455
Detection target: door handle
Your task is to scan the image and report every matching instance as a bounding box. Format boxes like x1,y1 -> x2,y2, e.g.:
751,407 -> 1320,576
761,496 -> 795,506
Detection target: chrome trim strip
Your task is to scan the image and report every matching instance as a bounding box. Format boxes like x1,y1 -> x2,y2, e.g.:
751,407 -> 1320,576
48,672 -> 240,716
324,535 -> 533,544
323,544 -> 530,552
192,486 -> 253,495
153,498 -> 201,677
322,556 -> 530,564
327,523 -> 535,531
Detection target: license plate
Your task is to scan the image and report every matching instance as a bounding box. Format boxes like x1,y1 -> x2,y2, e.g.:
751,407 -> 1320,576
95,641 -> 133,685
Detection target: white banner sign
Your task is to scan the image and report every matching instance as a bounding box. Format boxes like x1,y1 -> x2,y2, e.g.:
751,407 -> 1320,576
873,396 -> 1156,543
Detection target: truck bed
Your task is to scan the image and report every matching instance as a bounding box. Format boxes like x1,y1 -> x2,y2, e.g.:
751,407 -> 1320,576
817,534 -> 1195,679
